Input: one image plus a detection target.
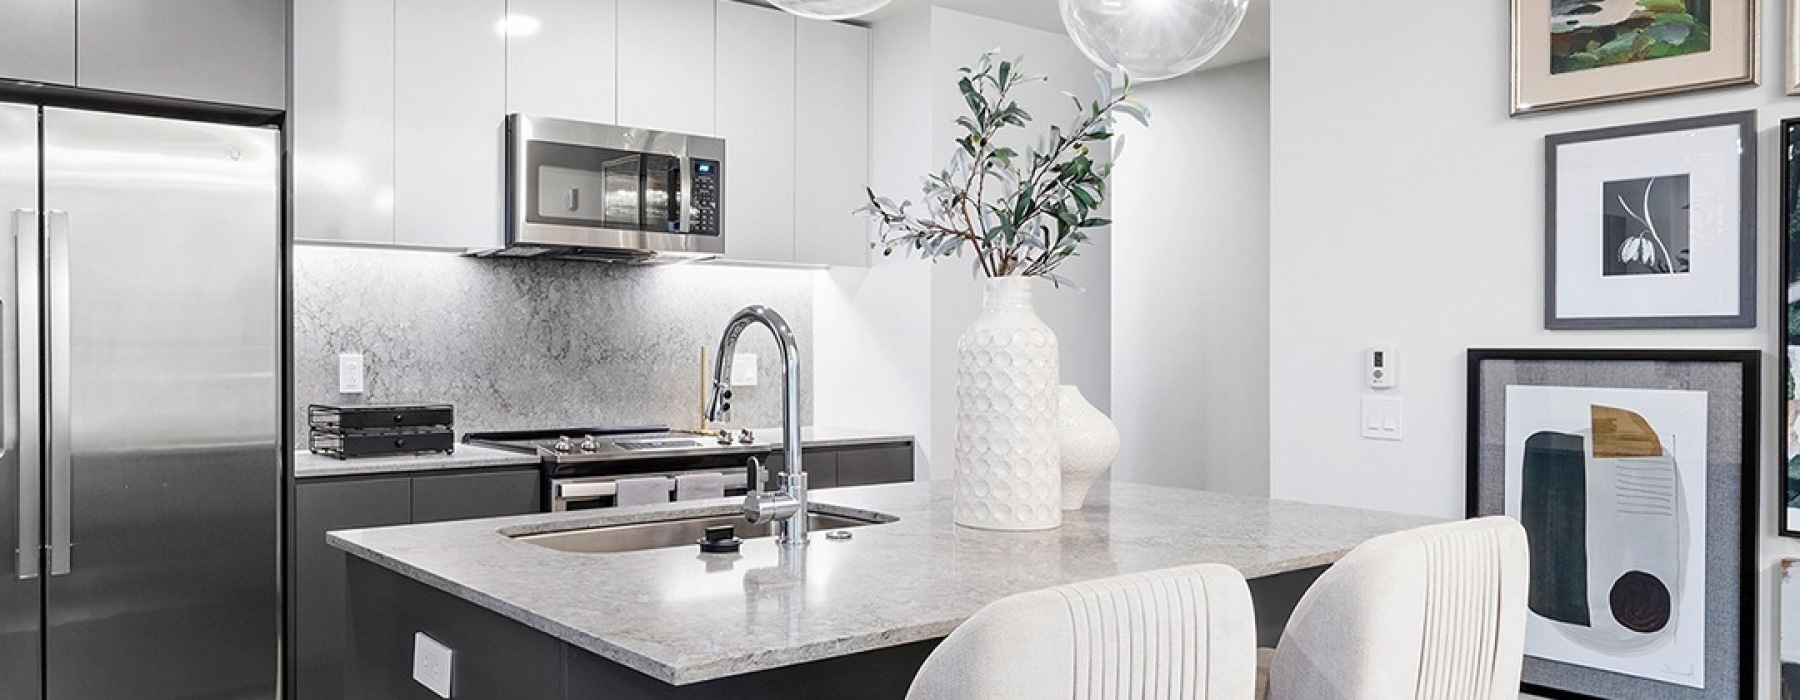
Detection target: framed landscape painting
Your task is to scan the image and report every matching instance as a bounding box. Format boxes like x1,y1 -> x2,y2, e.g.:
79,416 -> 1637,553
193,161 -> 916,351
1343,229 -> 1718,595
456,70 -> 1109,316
1513,0 -> 1759,114
1544,111 -> 1756,330
1467,349 -> 1757,700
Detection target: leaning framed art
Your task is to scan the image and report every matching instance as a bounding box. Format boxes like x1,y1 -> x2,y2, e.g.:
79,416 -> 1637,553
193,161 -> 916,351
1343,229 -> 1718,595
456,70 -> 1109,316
1784,117 -> 1800,536
1513,0 -> 1759,115
1545,111 -> 1756,330
1466,349 -> 1757,700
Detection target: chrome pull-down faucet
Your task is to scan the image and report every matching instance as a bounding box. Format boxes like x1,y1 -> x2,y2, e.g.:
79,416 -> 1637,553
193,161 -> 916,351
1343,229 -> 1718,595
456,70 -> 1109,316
707,305 -> 808,547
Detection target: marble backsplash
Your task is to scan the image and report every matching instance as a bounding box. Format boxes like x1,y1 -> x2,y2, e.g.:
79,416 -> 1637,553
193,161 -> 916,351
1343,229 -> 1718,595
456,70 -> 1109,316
293,246 -> 816,444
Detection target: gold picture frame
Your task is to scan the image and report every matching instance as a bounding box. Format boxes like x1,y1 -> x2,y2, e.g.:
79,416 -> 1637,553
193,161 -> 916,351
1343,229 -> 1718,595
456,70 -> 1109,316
1513,0 -> 1760,115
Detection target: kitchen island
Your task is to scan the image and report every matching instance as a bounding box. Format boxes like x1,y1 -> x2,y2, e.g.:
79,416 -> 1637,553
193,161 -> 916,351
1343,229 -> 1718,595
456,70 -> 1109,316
330,480 -> 1441,699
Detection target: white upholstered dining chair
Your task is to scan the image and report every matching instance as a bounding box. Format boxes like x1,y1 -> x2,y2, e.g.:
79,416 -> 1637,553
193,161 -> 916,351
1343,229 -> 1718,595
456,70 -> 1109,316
906,563 -> 1258,700
1255,516 -> 1529,700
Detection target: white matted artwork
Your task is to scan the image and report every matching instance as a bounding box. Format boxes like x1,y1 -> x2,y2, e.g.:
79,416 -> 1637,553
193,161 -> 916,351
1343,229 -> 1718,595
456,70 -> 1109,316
1545,111 -> 1756,329
1784,559 -> 1800,699
1504,385 -> 1708,689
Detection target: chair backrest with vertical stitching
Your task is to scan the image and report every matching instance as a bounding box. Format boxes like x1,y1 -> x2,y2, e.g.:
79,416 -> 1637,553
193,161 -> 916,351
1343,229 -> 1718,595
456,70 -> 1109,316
906,563 -> 1259,700
1266,517 -> 1529,700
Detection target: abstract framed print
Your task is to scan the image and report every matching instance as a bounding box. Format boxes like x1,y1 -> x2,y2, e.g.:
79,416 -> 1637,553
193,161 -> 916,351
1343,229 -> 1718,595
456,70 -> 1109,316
1513,0 -> 1759,115
1545,111 -> 1756,329
1467,349 -> 1757,700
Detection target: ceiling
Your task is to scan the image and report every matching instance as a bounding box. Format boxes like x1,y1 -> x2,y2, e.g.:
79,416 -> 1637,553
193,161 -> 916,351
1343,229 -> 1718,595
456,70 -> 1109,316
860,0 -> 1271,72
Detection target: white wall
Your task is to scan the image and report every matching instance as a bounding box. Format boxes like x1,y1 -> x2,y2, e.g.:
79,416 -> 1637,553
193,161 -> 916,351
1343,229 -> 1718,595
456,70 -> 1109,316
814,7 -> 936,474
819,6 -> 1114,480
1111,59 -> 1270,496
1269,1 -> 1791,697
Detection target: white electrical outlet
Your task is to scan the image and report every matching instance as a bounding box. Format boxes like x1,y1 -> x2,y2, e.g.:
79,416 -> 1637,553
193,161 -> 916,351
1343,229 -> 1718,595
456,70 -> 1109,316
338,353 -> 365,394
412,632 -> 453,698
731,353 -> 758,387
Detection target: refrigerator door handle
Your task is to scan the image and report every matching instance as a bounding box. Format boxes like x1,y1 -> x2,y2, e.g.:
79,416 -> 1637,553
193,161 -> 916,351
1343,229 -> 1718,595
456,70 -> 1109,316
46,209 -> 68,577
13,207 -> 37,580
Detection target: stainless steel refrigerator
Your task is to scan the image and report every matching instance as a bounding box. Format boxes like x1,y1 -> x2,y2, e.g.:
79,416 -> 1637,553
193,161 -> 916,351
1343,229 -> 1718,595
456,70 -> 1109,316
0,104 -> 281,699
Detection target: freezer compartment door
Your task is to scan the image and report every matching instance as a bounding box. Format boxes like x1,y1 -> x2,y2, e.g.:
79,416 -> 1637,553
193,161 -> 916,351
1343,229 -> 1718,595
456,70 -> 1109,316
41,108 -> 280,700
0,100 -> 41,700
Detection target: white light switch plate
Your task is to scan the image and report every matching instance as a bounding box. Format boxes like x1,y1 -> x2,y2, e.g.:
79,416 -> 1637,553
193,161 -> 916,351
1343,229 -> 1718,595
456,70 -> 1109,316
1361,397 -> 1403,441
338,353 -> 365,394
731,353 -> 758,387
412,632 -> 453,698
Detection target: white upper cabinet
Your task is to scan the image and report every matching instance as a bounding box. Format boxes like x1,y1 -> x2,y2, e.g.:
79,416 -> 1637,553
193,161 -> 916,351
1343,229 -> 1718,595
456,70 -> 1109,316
293,0 -> 397,244
0,0 -> 74,85
505,0 -> 618,123
716,1 -> 796,262
794,19 -> 871,267
617,0 -> 715,135
394,0 -> 507,249
77,0 -> 287,109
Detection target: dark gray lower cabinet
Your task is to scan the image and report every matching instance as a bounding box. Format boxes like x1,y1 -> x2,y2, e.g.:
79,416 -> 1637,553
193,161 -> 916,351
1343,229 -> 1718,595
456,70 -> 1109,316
761,441 -> 913,491
412,470 -> 540,524
295,477 -> 412,700
295,467 -> 542,700
835,445 -> 913,487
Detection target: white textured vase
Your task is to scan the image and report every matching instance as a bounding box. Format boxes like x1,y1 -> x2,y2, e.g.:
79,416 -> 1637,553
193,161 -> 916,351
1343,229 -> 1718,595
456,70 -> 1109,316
954,277 -> 1062,530
1058,385 -> 1120,510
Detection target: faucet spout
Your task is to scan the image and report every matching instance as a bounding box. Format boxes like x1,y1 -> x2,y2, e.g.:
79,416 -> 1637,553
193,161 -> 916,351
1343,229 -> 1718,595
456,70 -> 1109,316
707,306 -> 808,547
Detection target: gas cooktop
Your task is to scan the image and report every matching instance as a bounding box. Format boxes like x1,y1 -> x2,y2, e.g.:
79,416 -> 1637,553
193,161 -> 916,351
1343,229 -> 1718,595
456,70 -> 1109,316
463,426 -> 770,467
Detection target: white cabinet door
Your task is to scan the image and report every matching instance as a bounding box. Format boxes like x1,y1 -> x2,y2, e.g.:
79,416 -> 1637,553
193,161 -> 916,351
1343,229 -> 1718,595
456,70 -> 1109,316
505,0 -> 617,123
616,0 -> 714,135
794,19 -> 871,267
715,1 -> 795,263
0,0 -> 73,85
394,0 -> 507,249
77,0 -> 287,109
293,0 -> 396,243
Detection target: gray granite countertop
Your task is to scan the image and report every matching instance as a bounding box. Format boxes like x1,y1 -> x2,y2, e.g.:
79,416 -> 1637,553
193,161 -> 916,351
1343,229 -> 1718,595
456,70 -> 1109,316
329,480 -> 1442,686
294,443 -> 541,479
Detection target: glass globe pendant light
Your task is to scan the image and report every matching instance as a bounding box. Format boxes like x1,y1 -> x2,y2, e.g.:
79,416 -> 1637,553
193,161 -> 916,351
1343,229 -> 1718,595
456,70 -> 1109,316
1061,0 -> 1249,82
766,0 -> 894,21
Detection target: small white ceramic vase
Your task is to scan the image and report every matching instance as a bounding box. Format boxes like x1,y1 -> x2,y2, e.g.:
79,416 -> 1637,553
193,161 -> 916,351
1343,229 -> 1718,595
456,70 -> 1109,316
954,277 -> 1062,531
1057,385 -> 1120,510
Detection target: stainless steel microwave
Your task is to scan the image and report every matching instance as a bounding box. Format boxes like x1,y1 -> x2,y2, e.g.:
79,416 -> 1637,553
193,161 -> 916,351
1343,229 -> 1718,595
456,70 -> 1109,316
492,114 -> 724,263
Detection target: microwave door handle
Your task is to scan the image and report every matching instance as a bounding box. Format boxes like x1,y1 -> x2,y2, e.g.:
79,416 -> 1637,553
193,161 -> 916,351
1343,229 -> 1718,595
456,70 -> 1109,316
678,155 -> 694,234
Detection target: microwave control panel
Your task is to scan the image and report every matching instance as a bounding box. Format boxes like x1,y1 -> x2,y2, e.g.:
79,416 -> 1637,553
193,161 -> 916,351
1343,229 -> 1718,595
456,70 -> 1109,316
691,159 -> 721,235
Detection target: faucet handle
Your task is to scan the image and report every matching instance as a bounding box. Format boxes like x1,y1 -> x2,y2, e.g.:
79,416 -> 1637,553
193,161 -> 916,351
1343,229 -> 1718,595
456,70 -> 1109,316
747,456 -> 766,491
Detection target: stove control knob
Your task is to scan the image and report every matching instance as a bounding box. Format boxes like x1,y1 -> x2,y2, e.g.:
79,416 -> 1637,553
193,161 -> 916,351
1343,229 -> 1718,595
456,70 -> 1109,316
577,436 -> 600,453
716,429 -> 733,446
738,429 -> 755,445
552,436 -> 575,453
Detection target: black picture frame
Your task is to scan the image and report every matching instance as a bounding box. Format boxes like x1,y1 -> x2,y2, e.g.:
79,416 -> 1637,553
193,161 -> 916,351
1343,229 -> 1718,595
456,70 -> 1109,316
1544,111 -> 1757,329
1782,117 -> 1800,538
1466,348 -> 1757,700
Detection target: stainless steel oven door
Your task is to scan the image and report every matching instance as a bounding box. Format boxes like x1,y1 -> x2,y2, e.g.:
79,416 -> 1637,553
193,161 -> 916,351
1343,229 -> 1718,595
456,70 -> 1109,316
506,114 -> 724,258
549,468 -> 751,512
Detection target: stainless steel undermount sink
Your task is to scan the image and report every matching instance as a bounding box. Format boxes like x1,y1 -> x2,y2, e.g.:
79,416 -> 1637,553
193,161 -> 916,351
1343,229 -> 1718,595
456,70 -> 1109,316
513,510 -> 895,554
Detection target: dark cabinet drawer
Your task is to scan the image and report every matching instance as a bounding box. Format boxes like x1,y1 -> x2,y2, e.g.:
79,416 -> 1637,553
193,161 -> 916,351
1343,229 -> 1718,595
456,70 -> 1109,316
412,470 -> 542,524
836,445 -> 914,487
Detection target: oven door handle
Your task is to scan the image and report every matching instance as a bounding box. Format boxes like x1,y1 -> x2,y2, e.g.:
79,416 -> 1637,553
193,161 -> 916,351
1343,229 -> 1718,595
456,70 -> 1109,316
551,471 -> 750,504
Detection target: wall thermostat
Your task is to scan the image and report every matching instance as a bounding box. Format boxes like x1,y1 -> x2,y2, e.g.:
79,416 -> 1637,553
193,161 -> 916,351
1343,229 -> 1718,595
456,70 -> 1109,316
1366,347 -> 1397,389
